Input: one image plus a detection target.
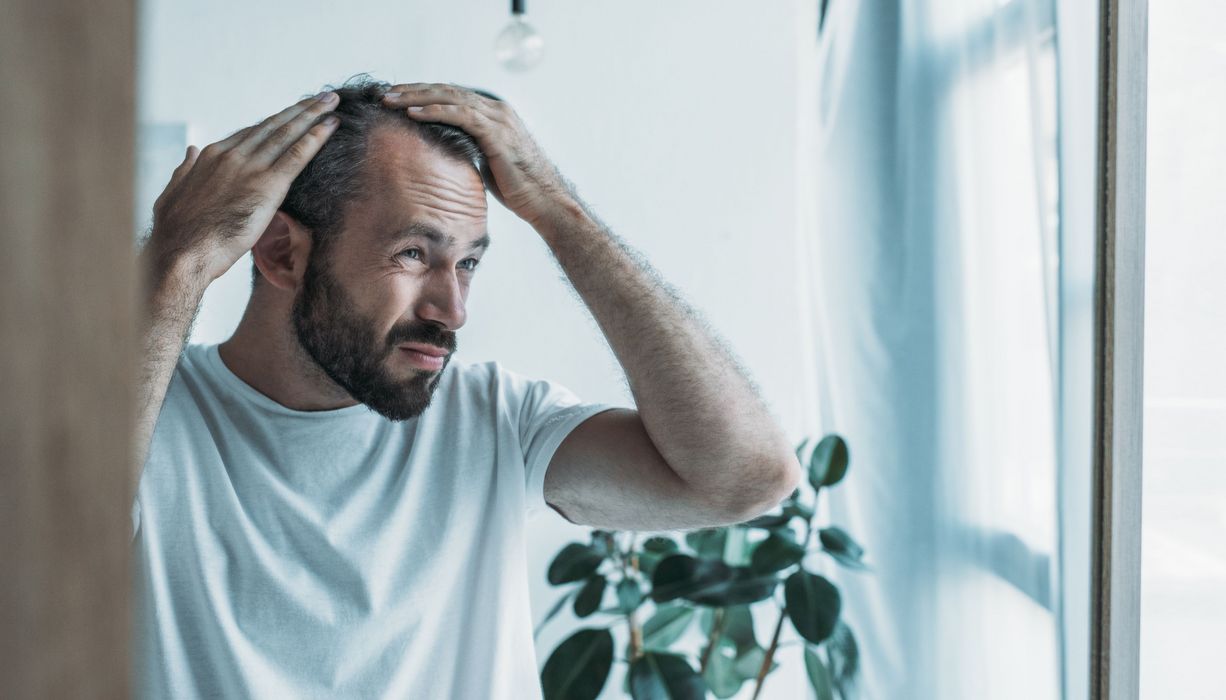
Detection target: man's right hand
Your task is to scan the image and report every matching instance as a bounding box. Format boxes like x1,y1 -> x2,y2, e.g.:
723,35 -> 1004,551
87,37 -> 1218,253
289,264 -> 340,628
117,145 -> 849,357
145,90 -> 342,285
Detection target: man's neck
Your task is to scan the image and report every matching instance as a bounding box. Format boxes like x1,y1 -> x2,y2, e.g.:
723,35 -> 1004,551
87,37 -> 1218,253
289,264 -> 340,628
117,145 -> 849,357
217,292 -> 358,412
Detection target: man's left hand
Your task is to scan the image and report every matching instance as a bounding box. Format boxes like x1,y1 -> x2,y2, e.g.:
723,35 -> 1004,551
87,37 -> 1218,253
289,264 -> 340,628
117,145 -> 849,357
381,83 -> 575,228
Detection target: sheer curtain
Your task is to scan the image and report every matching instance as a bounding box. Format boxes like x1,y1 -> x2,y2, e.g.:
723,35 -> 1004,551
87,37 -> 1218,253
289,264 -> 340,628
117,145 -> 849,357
794,0 -> 1065,697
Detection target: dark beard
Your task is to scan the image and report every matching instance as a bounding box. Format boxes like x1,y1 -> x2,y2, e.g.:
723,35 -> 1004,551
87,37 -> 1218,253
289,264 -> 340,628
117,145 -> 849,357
290,250 -> 456,422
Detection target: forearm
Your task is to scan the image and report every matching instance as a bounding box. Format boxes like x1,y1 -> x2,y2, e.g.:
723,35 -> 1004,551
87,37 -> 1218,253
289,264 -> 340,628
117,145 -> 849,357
532,198 -> 799,512
131,247 -> 208,503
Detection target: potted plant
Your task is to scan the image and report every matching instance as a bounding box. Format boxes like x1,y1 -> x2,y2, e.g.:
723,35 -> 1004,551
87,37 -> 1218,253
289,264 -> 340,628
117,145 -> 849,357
536,433 -> 865,699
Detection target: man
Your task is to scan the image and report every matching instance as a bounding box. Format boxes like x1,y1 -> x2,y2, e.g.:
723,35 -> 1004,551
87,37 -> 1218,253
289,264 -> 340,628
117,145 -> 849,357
134,76 -> 800,698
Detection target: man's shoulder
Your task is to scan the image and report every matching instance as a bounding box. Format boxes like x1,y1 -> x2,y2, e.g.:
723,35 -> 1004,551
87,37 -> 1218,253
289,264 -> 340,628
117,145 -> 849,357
442,356 -> 543,405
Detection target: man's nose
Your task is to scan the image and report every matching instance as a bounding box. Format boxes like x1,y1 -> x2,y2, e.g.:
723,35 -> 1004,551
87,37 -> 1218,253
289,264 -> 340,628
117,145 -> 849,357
414,268 -> 467,331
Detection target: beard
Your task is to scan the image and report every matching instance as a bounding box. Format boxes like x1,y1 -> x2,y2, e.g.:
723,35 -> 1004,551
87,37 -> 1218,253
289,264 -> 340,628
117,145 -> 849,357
290,250 -> 456,422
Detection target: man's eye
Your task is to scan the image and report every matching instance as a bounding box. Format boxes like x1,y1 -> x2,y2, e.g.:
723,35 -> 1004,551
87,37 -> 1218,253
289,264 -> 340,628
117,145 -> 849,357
398,249 -> 478,271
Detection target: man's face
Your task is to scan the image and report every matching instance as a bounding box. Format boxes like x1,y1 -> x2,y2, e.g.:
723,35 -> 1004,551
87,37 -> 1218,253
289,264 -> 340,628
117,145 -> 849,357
291,126 -> 490,421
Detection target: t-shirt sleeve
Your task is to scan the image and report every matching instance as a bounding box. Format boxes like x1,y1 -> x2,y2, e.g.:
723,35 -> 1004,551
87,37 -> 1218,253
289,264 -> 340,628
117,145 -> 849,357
504,367 -> 620,518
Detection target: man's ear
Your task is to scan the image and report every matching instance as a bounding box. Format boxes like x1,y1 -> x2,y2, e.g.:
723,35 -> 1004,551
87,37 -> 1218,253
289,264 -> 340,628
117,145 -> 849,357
252,210 -> 312,291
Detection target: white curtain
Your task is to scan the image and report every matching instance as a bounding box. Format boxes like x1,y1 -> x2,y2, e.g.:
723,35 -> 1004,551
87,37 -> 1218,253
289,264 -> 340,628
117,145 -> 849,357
795,0 -> 1068,697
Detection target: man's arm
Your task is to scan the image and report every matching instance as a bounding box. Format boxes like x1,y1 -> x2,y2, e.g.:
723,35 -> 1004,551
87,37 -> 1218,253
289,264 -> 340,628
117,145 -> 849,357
130,92 -> 341,505
381,85 -> 803,530
131,248 -> 208,504
533,201 -> 802,529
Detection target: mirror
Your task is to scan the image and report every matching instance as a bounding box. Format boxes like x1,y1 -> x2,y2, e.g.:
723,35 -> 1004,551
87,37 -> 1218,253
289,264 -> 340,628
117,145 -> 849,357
132,1 -> 1099,698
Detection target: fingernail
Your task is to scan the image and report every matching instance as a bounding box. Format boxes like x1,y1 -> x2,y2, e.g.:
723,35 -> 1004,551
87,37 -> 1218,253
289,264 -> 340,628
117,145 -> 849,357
383,92 -> 401,99
408,106 -> 424,112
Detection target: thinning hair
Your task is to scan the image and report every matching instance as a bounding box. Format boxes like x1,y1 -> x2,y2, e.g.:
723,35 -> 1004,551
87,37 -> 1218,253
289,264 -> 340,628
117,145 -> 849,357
253,74 -> 491,285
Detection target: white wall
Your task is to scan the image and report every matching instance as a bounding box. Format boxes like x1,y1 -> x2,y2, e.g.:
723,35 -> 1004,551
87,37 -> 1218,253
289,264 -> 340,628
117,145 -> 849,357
138,1 -> 811,696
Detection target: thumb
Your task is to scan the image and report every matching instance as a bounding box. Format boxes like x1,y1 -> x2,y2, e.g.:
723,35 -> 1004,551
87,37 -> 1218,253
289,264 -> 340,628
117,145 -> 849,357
168,145 -> 199,189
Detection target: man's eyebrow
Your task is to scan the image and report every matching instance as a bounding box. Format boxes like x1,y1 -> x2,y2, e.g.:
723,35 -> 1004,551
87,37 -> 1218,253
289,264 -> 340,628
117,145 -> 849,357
392,222 -> 491,251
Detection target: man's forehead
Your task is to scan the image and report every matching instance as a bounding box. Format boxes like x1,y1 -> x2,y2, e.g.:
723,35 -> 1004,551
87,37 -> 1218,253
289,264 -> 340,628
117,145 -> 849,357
357,127 -> 489,237
365,126 -> 481,184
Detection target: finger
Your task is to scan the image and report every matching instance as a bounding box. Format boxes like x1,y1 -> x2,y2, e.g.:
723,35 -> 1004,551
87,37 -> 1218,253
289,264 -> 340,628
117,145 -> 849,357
387,87 -> 510,128
236,91 -> 339,157
203,93 -> 334,159
167,145 -> 199,185
404,103 -> 498,139
382,83 -> 487,109
208,124 -> 258,154
379,81 -> 443,101
267,114 -> 341,182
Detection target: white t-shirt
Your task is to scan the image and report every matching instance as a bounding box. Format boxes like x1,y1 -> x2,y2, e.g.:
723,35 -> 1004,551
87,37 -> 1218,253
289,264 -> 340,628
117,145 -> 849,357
132,342 -> 619,699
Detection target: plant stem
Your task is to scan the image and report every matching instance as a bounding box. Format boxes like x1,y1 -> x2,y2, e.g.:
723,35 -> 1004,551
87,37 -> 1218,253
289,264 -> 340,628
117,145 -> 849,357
751,606 -> 788,700
752,519 -> 818,699
619,532 -> 643,660
698,607 -> 726,674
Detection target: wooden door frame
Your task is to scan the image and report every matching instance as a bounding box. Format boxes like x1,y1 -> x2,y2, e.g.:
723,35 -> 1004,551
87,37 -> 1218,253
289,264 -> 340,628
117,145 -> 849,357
0,0 -> 136,697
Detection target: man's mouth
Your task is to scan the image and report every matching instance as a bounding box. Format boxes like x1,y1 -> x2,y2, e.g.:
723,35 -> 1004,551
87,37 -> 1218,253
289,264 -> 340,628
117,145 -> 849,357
397,342 -> 449,358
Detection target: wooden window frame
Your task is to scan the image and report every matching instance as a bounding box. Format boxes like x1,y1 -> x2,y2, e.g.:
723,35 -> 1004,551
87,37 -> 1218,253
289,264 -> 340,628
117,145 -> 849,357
1090,0 -> 1148,698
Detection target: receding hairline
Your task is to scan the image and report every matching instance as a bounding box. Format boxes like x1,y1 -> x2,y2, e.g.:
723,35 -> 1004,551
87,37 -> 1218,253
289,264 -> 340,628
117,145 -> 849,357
352,120 -> 486,199
367,120 -> 483,170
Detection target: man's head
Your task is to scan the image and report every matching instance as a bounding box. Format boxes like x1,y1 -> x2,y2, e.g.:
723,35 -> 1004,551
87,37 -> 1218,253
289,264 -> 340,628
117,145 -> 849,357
252,75 -> 493,422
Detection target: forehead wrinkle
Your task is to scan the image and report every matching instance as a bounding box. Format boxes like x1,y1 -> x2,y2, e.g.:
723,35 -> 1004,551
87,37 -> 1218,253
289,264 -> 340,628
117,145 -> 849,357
366,130 -> 487,220
402,177 -> 487,219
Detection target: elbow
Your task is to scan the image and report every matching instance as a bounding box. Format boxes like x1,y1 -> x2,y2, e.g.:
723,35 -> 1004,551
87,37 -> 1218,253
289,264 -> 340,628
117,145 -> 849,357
724,452 -> 805,521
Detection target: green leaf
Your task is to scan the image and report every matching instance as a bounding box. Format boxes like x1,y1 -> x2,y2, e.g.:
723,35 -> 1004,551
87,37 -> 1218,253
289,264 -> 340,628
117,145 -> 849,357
732,644 -> 778,680
702,638 -> 744,698
690,569 -> 779,607
741,512 -> 792,529
784,571 -> 842,644
650,554 -> 721,603
803,646 -> 835,700
651,554 -> 780,607
642,604 -> 695,650
782,500 -> 816,522
629,652 -> 708,700
534,589 -> 577,639
722,526 -> 752,566
642,536 -> 679,553
618,578 -> 644,613
808,435 -> 850,489
819,526 -> 868,570
548,543 -> 605,585
573,574 -> 607,618
540,628 -> 614,700
749,533 -> 807,575
827,621 -> 861,697
684,528 -> 728,558
699,605 -> 758,654
589,530 -> 615,557
637,549 -> 668,579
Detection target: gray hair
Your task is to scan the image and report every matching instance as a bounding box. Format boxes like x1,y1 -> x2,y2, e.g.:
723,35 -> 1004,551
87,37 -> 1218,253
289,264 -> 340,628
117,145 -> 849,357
254,74 -> 491,285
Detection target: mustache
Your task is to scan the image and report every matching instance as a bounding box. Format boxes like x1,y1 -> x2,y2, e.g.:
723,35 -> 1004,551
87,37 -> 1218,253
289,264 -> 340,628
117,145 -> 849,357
387,321 -> 457,353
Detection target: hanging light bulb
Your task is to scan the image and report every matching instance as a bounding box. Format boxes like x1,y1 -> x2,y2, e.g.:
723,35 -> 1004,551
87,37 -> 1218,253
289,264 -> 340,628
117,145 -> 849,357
495,0 -> 544,72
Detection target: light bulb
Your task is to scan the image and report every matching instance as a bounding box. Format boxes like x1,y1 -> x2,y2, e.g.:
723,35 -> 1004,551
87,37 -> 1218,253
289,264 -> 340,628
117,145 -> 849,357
495,15 -> 544,72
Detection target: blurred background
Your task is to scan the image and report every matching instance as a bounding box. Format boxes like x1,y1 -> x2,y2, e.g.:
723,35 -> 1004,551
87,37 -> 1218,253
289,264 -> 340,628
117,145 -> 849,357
1141,2 -> 1226,698
132,0 -> 1224,698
